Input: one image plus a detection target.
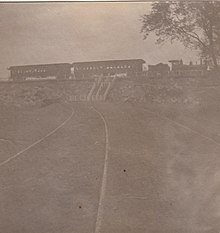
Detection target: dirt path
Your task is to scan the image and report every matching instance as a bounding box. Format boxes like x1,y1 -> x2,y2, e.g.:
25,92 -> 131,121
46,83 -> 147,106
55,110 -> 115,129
91,106 -> 110,233
0,107 -> 75,168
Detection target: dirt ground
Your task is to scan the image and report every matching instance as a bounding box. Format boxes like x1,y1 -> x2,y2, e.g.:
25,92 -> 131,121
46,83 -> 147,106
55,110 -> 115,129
0,96 -> 220,232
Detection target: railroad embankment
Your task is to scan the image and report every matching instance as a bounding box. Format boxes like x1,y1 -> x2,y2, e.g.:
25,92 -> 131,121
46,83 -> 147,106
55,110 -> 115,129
0,80 -> 93,108
0,74 -> 220,108
109,75 -> 220,106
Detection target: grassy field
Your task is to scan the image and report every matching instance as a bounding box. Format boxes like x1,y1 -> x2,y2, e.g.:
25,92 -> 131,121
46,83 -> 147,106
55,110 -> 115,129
93,102 -> 220,233
0,77 -> 220,232
0,102 -> 107,233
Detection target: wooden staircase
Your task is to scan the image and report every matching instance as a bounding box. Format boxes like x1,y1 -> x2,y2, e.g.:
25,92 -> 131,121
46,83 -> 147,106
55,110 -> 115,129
87,76 -> 116,101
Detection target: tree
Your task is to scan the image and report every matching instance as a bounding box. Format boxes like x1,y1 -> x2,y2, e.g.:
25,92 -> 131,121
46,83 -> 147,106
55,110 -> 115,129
141,1 -> 220,68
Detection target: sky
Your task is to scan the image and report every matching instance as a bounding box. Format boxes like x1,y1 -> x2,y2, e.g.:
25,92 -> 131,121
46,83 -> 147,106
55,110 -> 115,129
0,2 -> 198,79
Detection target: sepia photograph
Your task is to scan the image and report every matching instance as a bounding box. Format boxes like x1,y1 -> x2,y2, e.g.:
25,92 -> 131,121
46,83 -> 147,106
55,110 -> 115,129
0,1 -> 220,232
